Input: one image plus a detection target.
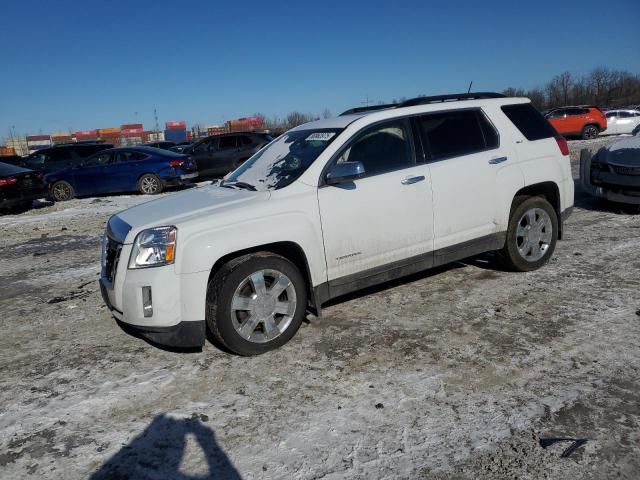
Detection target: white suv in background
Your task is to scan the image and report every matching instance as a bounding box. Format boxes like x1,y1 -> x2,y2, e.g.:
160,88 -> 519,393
100,93 -> 574,355
603,109 -> 640,135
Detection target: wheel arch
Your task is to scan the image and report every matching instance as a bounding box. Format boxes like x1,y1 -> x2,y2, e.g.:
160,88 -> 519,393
513,181 -> 563,239
207,241 -> 318,315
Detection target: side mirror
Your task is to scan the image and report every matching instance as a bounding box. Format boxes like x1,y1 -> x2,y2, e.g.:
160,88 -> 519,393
325,161 -> 365,185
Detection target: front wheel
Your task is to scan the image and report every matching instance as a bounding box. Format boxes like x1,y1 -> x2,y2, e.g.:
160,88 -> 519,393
137,174 -> 164,195
206,253 -> 308,356
581,125 -> 599,140
51,181 -> 75,201
498,196 -> 558,272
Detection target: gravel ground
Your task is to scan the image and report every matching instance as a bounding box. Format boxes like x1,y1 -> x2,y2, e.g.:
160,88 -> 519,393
1,135 -> 639,479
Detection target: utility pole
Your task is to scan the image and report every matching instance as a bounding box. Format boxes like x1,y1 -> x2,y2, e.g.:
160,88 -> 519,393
153,106 -> 160,141
361,94 -> 370,107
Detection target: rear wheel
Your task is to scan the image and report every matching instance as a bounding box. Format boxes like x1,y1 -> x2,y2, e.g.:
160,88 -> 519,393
206,253 -> 307,356
581,124 -> 599,140
498,196 -> 558,272
138,174 -> 163,195
51,181 -> 75,201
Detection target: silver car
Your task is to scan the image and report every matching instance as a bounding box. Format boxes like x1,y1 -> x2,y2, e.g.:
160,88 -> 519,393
602,110 -> 640,135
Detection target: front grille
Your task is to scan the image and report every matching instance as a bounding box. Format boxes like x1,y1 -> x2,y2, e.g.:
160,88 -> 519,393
104,237 -> 122,283
610,165 -> 640,176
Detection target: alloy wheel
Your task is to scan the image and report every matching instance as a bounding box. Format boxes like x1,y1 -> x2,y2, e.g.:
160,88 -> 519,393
516,207 -> 553,262
230,269 -> 297,344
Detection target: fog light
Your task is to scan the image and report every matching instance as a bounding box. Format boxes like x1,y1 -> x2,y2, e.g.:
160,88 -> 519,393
142,286 -> 153,318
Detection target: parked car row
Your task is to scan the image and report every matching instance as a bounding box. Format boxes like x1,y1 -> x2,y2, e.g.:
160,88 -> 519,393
544,105 -> 640,139
0,162 -> 48,212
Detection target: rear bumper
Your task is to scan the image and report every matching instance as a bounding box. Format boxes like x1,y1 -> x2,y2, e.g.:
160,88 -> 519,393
580,149 -> 640,205
0,189 -> 47,209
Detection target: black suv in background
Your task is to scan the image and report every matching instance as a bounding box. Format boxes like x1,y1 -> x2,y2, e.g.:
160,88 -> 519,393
21,143 -> 113,174
186,132 -> 272,178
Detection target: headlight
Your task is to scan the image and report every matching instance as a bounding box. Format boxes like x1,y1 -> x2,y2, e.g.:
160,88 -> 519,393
128,226 -> 177,269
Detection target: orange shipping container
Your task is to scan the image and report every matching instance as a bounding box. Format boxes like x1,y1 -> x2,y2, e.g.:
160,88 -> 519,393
0,146 -> 17,156
99,127 -> 121,135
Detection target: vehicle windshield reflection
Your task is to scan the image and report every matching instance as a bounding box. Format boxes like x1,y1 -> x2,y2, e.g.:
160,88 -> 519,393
224,129 -> 342,191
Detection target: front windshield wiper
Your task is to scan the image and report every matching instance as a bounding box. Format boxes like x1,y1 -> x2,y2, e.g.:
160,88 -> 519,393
219,180 -> 257,191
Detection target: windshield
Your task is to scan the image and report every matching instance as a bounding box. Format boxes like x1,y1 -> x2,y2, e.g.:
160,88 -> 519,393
224,129 -> 342,191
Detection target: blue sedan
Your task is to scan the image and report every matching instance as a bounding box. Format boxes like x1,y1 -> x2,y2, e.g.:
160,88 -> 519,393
45,146 -> 198,201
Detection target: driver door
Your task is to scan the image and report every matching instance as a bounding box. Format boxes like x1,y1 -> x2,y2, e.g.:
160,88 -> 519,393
317,119 -> 434,289
72,151 -> 113,195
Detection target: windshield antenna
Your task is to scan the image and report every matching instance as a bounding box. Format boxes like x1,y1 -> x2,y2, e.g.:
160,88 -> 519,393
467,81 -> 473,94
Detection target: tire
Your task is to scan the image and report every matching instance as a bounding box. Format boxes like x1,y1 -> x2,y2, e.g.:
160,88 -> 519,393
498,196 -> 558,272
206,253 -> 308,356
137,174 -> 164,195
581,124 -> 599,140
51,181 -> 75,201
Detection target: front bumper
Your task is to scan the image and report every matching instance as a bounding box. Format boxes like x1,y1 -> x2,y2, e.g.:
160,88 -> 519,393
100,277 -> 206,348
580,149 -> 640,205
99,235 -> 209,348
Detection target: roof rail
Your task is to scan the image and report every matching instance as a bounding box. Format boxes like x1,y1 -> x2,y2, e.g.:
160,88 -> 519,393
339,93 -> 507,116
398,92 -> 505,107
340,103 -> 398,116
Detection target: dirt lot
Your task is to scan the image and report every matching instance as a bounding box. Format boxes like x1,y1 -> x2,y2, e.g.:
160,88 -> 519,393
1,136 -> 639,479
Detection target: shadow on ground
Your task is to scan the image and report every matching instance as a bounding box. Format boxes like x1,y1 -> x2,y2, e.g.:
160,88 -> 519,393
90,414 -> 241,480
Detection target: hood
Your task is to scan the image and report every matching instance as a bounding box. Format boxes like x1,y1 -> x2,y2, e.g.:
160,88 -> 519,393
599,137 -> 640,166
114,185 -> 270,242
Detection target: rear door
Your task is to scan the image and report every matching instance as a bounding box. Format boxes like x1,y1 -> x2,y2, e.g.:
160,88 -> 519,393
419,108 -> 509,251
110,150 -> 149,191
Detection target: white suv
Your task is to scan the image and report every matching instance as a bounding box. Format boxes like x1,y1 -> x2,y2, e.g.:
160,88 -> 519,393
100,93 -> 574,355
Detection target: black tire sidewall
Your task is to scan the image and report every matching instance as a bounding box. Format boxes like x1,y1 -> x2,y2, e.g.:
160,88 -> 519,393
503,197 -> 558,272
52,181 -> 74,201
209,255 -> 307,356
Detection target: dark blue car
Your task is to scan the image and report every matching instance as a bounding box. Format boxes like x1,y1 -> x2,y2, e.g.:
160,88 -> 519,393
45,146 -> 198,201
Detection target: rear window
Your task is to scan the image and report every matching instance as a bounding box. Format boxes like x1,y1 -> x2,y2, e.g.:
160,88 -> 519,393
501,103 -> 557,141
0,162 -> 31,176
419,109 -> 498,160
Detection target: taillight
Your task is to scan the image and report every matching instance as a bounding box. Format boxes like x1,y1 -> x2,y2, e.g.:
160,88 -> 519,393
555,136 -> 569,156
0,177 -> 18,187
169,160 -> 184,167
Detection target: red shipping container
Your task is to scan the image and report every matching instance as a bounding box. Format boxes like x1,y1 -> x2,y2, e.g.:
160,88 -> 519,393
26,135 -> 51,142
166,120 -> 186,129
121,128 -> 144,136
121,123 -> 143,130
74,130 -> 98,137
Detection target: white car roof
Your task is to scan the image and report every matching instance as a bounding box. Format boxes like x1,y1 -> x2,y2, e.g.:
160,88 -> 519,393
291,97 -> 530,132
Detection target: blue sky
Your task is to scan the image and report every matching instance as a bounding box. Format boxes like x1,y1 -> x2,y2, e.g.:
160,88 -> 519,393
0,0 -> 638,136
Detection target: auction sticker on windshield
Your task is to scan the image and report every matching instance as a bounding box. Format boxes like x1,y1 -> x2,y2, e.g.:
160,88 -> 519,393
306,132 -> 335,141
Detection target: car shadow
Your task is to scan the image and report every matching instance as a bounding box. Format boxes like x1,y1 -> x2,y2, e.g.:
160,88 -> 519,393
90,414 -> 241,480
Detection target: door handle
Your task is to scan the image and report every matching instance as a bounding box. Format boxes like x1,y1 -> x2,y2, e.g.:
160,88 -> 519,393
488,156 -> 507,165
401,175 -> 426,185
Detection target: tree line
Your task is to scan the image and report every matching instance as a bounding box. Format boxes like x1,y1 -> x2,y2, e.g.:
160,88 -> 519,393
502,67 -> 640,111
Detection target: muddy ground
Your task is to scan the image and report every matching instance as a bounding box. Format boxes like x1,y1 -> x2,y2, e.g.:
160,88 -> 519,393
1,136 -> 639,479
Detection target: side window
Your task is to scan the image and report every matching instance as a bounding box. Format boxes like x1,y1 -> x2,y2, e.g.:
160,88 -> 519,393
219,136 -> 238,149
192,140 -> 208,153
84,152 -> 111,167
25,152 -> 48,168
337,121 -> 413,176
606,111 -> 617,118
47,149 -> 74,170
618,111 -> 632,118
240,135 -> 253,146
548,109 -> 565,118
419,110 -> 492,160
479,111 -> 499,148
